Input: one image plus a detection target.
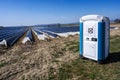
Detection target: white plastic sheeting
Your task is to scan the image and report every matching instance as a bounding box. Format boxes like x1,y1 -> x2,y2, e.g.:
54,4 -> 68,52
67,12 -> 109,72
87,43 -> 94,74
0,40 -> 7,46
32,29 -> 47,40
22,37 -> 31,44
57,31 -> 79,37
42,30 -> 79,37
42,30 -> 58,38
22,28 -> 34,44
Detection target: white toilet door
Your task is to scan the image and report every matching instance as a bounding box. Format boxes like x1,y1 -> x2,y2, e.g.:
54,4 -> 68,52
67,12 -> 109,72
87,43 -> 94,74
83,21 -> 98,60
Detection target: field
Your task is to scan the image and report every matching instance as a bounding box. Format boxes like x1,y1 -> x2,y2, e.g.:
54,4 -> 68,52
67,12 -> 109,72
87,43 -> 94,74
0,24 -> 120,80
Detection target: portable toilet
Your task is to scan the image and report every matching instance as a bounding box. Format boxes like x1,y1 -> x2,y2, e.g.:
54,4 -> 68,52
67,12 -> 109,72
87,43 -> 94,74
80,15 -> 110,63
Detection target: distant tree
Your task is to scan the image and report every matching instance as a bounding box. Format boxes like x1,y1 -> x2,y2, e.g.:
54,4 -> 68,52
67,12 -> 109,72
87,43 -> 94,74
114,19 -> 120,23
0,26 -> 3,27
57,23 -> 61,27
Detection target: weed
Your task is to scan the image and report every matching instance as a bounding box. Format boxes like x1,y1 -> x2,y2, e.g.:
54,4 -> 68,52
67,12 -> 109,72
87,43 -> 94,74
66,41 -> 79,53
110,35 -> 120,52
0,62 -> 8,68
52,59 -> 60,63
48,67 -> 57,80
56,35 -> 120,80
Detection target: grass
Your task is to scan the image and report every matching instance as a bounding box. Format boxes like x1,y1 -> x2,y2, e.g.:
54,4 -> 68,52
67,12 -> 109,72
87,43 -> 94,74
57,59 -> 120,80
110,35 -> 120,53
0,35 -> 120,80
66,41 -> 79,53
49,35 -> 120,80
51,51 -> 64,58
0,62 -> 8,68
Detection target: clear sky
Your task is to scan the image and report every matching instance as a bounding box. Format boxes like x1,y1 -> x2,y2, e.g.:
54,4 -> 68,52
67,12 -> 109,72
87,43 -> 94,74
0,0 -> 120,26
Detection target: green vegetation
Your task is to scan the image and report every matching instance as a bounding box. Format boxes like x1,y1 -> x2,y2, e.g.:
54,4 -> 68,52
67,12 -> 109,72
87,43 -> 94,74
0,62 -> 8,68
66,41 -> 79,53
57,58 -> 120,80
49,35 -> 120,80
51,45 -> 66,58
110,35 -> 120,53
0,34 -> 120,80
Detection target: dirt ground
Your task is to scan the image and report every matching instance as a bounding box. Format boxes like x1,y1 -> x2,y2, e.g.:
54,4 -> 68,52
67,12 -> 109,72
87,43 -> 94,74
0,35 -> 79,80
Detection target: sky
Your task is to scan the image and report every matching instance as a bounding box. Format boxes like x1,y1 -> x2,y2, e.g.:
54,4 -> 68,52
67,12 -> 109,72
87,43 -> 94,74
0,0 -> 120,26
